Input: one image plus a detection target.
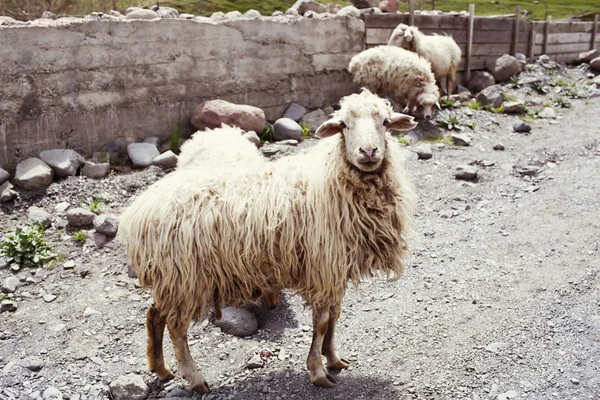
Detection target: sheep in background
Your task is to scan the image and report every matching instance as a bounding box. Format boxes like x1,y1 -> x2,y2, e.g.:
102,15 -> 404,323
348,46 -> 440,120
118,89 -> 418,392
388,23 -> 462,98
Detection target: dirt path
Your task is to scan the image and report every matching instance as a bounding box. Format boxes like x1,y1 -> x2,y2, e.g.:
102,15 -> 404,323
1,96 -> 599,400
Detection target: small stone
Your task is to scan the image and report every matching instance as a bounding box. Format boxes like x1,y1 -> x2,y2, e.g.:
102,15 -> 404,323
215,307 -> 258,337
502,101 -> 525,114
0,168 -> 9,185
128,143 -> 159,168
274,118 -> 303,141
261,145 -> 282,158
243,131 -> 261,148
244,9 -> 261,18
82,161 -> 110,179
55,201 -> 70,212
84,307 -> 102,317
416,144 -> 433,159
63,260 -> 75,270
28,206 -> 52,228
538,107 -> 556,119
43,387 -> 62,400
0,181 -> 17,203
41,11 -> 57,19
513,121 -> 531,133
94,232 -> 108,248
67,207 -> 96,227
129,294 -> 142,302
337,5 -> 361,17
570,377 -> 580,385
283,103 -> 308,122
2,276 -> 20,294
299,109 -> 329,132
576,49 -> 599,64
14,158 -> 54,190
94,214 -> 119,236
152,5 -> 179,18
43,294 -> 57,303
493,143 -> 505,151
468,71 -> 495,92
1,300 -> 17,312
22,356 -> 44,372
109,374 -> 150,400
179,13 -> 195,19
497,390 -> 519,400
39,149 -> 85,179
225,10 -> 243,20
476,85 -> 504,108
152,151 -> 178,168
246,354 -> 264,369
0,257 -> 8,270
291,0 -> 327,15
455,165 -> 478,180
451,134 -> 471,146
125,9 -> 159,19
590,57 -> 600,72
492,54 -> 522,82
485,341 -> 509,354
278,139 -> 299,146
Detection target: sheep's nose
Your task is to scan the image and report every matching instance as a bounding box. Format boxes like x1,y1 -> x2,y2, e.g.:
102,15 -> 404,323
359,147 -> 377,158
424,114 -> 432,120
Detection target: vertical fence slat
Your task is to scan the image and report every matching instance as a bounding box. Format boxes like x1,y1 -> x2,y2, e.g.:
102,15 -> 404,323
543,16 -> 552,55
408,0 -> 415,26
465,4 -> 475,83
527,22 -> 536,60
592,14 -> 599,50
511,5 -> 521,55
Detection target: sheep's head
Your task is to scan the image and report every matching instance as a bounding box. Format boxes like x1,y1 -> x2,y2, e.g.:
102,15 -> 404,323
387,23 -> 410,47
316,89 -> 417,172
413,84 -> 441,120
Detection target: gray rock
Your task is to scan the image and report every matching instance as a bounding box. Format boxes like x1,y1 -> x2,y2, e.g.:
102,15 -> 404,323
285,8 -> 299,16
244,9 -> 261,18
570,378 -> 580,385
14,158 -> 54,190
63,260 -> 75,270
0,181 -> 17,203
538,107 -> 556,119
243,131 -> 261,148
153,151 -> 178,168
127,264 -> 138,279
191,99 -> 266,133
125,7 -> 141,14
42,11 -> 57,19
166,387 -> 190,398
84,307 -> 102,317
272,10 -> 284,16
352,0 -> 379,8
416,144 -> 433,159
109,374 -> 150,400
215,306 -> 258,337
179,13 -> 195,19
0,168 -> 9,185
67,207 -> 96,227
476,85 -> 504,108
225,10 -> 243,20
2,276 -> 20,294
590,57 -> 600,72
246,353 -> 264,369
283,103 -> 308,122
261,145 -> 282,158
143,136 -> 161,147
22,356 -> 44,372
497,390 -> 519,400
210,11 -> 226,19
502,101 -> 525,114
82,161 -> 110,179
1,300 -> 17,312
492,54 -> 522,82
278,139 -> 299,146
94,232 -> 108,248
128,143 -> 160,168
43,387 -> 62,400
152,5 -> 179,18
513,121 -> 531,133
485,341 -> 509,354
109,10 -> 122,17
291,0 -> 327,14
43,294 -> 57,303
455,165 -> 478,180
515,53 -> 527,62
337,5 -> 361,17
469,71 -> 496,92
0,257 -> 8,270
576,49 -> 599,64
451,134 -> 471,146
28,206 -> 52,228
493,143 -> 505,151
126,9 -> 159,19
273,118 -> 303,141
516,165 -> 539,176
94,214 -> 119,236
300,109 -> 329,132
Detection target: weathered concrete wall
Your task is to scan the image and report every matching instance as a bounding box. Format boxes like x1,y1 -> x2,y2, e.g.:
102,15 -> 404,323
0,16 -> 365,170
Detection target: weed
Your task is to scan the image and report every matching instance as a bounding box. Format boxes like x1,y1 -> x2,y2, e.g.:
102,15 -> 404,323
553,78 -> 569,87
524,106 -> 539,119
56,253 -> 68,262
468,122 -> 476,129
554,97 -> 571,108
532,82 -> 549,95
436,111 -> 464,131
423,134 -> 454,145
97,151 -> 109,163
525,65 -> 535,72
259,125 -> 274,142
82,198 -> 103,215
170,124 -> 181,155
397,136 -> 409,145
300,123 -> 312,137
72,231 -> 88,245
0,224 -> 57,271
510,76 -> 522,88
467,100 -> 483,110
440,98 -> 459,108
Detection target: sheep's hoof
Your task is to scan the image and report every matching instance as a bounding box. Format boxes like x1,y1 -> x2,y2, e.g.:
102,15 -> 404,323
310,369 -> 337,388
190,379 -> 211,393
327,357 -> 350,370
155,367 -> 175,382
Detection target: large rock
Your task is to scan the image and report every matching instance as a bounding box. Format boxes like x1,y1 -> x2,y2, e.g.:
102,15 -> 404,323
273,118 -> 303,141
468,71 -> 495,92
94,214 -> 119,236
28,206 -> 52,228
152,151 -> 178,168
352,0 -> 379,8
151,5 -> 178,18
67,207 -> 96,227
0,168 -> 9,185
379,0 -> 399,13
215,307 -> 258,337
82,161 -> 110,179
14,158 -> 54,190
127,143 -> 159,168
291,0 -> 327,14
476,85 -> 504,108
492,54 -> 522,82
300,109 -> 329,132
22,356 -> 44,372
590,57 -> 600,72
0,182 -> 17,203
109,374 -> 149,400
576,49 -> 599,64
191,100 -> 266,133
125,9 -> 159,19
337,5 -> 361,17
39,149 -> 85,179
283,103 -> 308,122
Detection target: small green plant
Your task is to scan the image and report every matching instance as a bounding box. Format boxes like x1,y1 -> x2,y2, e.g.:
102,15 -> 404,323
56,252 -> 68,262
397,136 -> 409,145
504,94 -> 518,102
510,76 -> 522,88
553,78 -> 569,87
259,125 -> 274,142
532,82 -> 549,95
467,100 -> 482,110
490,104 -> 505,114
423,134 -> 454,145
524,106 -> 539,119
554,97 -> 571,108
548,70 -> 557,77
440,98 -> 459,109
72,231 -> 88,245
299,122 -> 312,137
97,151 -> 109,163
0,224 -> 57,271
82,198 -> 103,215
170,124 -> 181,155
526,65 -> 535,72
436,111 -> 464,131
468,122 -> 476,129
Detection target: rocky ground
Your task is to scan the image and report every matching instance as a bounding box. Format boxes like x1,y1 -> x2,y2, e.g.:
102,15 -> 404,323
2,62 -> 600,400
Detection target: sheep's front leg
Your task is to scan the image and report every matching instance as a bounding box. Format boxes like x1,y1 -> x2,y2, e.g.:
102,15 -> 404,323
322,304 -> 349,370
146,305 -> 175,381
262,290 -> 281,309
306,306 -> 336,388
167,318 -> 210,393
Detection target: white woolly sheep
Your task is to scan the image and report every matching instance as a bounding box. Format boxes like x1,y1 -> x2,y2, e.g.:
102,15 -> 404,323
388,23 -> 462,98
117,89 -> 418,392
348,45 -> 440,120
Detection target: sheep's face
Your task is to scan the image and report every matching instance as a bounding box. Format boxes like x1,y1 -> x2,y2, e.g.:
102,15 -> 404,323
415,91 -> 440,120
316,91 -> 417,172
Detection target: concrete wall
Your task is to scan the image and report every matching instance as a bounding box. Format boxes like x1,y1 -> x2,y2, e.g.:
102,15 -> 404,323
0,16 -> 365,170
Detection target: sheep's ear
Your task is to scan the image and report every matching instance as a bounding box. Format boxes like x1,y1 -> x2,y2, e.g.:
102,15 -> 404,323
316,119 -> 344,138
388,113 -> 418,131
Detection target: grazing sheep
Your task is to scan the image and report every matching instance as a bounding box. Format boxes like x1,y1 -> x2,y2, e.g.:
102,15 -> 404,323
348,45 -> 440,120
388,23 -> 462,98
118,89 -> 417,392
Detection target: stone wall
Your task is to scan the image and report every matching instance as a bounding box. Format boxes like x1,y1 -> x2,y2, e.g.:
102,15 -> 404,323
0,16 -> 365,170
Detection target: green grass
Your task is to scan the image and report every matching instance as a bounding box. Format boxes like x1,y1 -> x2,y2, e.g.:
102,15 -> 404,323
259,124 -> 274,142
300,122 -> 312,137
72,231 -> 88,245
0,224 -> 57,271
467,100 -> 483,110
170,123 -> 181,155
397,136 -> 409,145
82,198 -> 103,215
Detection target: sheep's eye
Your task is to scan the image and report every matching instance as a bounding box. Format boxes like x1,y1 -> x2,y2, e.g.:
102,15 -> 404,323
383,118 -> 391,127
338,121 -> 347,129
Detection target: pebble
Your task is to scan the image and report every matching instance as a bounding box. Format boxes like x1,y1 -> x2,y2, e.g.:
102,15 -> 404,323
43,387 -> 63,400
283,103 -> 308,122
83,307 -> 102,317
451,133 -> 471,146
1,300 -> 17,312
93,214 -> 119,236
13,158 -> 54,190
43,294 -> 57,303
127,143 -> 160,168
246,354 -> 264,369
82,161 -> 110,179
570,378 -> 580,385
497,390 -> 518,400
27,206 -> 52,228
63,260 -> 76,270
66,207 -> 96,227
493,143 -> 505,151
153,151 -> 179,168
22,356 -> 44,372
538,107 -> 556,119
2,276 -> 20,293
215,307 -> 258,337
273,118 -> 303,141
485,341 -> 509,354
416,144 -> 433,159
455,165 -> 478,180
109,374 -> 149,400
512,121 -> 531,133
55,201 -> 70,212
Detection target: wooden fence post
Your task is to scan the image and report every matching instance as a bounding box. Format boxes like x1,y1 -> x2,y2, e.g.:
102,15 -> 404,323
465,4 -> 475,83
408,0 -> 415,26
592,14 -> 599,50
543,16 -> 551,55
511,5 -> 521,55
527,22 -> 535,60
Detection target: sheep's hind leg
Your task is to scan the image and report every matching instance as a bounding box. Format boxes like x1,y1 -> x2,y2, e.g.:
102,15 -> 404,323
307,306 -> 337,388
167,316 -> 210,393
322,304 -> 349,370
146,305 -> 175,381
